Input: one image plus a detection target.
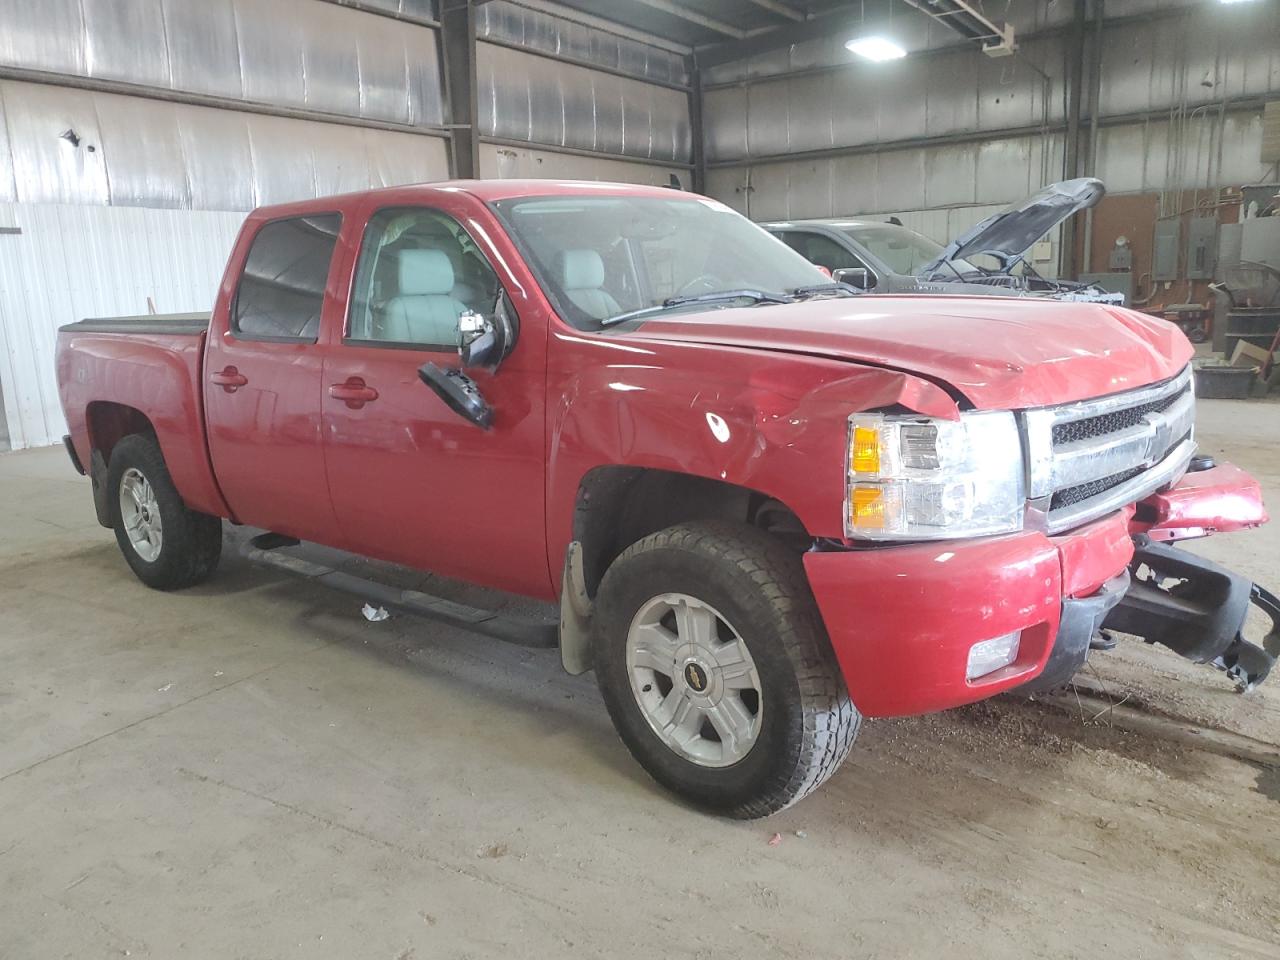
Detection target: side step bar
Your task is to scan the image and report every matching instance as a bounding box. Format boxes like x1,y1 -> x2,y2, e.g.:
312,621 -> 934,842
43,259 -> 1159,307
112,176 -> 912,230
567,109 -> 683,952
242,533 -> 558,649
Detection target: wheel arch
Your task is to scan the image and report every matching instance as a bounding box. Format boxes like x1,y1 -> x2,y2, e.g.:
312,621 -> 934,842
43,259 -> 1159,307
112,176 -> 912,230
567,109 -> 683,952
86,401 -> 157,462
83,402 -> 158,527
571,465 -> 809,599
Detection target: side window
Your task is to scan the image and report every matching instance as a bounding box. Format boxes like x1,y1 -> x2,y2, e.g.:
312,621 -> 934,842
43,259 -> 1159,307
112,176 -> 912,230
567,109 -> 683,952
778,231 -> 868,273
347,206 -> 499,348
233,214 -> 342,340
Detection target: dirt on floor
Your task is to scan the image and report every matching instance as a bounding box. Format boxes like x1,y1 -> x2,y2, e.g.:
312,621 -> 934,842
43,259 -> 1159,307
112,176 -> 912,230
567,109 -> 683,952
1,399 -> 1278,959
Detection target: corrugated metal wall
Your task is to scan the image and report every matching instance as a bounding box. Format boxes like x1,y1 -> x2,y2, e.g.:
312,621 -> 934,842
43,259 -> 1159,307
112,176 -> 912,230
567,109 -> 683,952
0,0 -> 446,129
0,203 -> 245,449
479,143 -> 687,188
703,0 -> 1280,224
477,43 -> 691,166
0,0 -> 694,449
477,1 -> 689,87
0,79 -> 450,210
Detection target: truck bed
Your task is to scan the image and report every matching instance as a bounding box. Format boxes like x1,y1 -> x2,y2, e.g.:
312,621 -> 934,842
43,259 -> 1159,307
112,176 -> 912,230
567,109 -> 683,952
56,314 -> 229,521
59,312 -> 212,336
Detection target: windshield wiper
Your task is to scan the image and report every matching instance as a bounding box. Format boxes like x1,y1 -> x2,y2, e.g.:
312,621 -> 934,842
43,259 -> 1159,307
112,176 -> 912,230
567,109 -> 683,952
599,303 -> 684,327
663,288 -> 796,308
791,282 -> 860,299
599,289 -> 795,327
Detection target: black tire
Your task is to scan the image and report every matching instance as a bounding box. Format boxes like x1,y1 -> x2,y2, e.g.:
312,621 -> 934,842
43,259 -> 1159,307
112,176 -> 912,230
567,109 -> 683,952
107,434 -> 223,590
592,521 -> 860,819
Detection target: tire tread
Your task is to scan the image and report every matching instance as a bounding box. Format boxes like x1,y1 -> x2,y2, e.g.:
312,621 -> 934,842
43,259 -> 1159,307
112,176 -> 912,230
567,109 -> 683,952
595,521 -> 861,819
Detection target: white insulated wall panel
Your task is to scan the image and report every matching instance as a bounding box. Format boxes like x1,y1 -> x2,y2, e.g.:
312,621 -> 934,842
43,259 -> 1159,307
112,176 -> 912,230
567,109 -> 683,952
0,203 -> 244,449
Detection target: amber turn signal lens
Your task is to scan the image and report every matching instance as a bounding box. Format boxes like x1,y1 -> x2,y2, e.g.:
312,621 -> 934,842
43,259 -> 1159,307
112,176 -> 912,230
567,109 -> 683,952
849,484 -> 885,528
851,426 -> 880,474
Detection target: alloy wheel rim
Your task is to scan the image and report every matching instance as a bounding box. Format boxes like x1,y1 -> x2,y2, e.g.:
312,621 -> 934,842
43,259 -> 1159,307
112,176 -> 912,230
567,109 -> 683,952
625,592 -> 763,768
119,467 -> 163,562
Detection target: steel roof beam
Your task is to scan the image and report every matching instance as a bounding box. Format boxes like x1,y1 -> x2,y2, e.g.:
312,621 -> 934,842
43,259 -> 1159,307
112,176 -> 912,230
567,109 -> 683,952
632,0 -> 749,39
744,0 -> 805,22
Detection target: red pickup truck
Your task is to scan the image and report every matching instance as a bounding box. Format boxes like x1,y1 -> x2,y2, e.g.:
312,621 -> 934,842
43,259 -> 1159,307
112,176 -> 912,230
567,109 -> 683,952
56,180 -> 1278,818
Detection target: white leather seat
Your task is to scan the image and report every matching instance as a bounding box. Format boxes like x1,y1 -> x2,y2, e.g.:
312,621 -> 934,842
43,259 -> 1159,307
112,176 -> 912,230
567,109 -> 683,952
559,249 -> 621,321
380,249 -> 466,345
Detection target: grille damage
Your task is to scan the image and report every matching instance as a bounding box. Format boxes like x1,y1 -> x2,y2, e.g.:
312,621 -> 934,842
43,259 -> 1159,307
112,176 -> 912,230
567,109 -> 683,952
1050,467 -> 1146,510
1052,391 -> 1181,446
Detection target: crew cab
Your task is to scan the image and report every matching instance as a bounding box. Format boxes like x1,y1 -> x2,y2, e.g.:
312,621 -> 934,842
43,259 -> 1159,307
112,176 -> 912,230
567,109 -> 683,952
56,180 -> 1277,818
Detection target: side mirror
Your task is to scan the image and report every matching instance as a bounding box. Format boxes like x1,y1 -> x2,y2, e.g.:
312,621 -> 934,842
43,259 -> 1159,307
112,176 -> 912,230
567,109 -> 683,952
418,363 -> 493,430
458,293 -> 518,369
833,267 -> 874,290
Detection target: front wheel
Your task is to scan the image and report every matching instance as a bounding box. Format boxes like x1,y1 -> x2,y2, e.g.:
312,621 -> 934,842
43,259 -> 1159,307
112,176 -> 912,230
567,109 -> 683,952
592,522 -> 860,818
107,434 -> 223,590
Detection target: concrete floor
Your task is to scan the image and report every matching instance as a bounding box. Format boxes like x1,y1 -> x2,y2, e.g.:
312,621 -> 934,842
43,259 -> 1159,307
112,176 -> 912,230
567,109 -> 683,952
2,400 -> 1278,960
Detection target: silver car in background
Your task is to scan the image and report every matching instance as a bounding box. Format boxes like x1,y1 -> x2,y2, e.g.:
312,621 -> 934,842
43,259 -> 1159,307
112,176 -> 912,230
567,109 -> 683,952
764,178 -> 1124,305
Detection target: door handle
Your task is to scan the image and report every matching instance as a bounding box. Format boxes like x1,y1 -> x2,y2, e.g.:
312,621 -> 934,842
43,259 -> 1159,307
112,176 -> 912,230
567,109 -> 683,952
329,377 -> 379,409
210,366 -> 248,392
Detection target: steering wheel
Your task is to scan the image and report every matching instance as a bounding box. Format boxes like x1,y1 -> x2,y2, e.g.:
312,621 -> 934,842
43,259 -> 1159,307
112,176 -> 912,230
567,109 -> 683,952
674,273 -> 724,297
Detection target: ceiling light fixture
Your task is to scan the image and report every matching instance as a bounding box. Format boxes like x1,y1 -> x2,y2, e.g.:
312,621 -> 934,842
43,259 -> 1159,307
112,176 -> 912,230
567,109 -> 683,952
845,36 -> 907,62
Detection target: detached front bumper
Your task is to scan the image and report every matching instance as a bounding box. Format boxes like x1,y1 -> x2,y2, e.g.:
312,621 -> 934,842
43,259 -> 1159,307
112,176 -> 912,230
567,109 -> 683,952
804,461 -> 1272,718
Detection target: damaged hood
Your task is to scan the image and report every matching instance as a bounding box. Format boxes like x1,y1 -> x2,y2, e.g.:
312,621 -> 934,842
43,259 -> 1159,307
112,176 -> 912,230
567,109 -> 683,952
620,294 -> 1192,410
918,178 -> 1105,279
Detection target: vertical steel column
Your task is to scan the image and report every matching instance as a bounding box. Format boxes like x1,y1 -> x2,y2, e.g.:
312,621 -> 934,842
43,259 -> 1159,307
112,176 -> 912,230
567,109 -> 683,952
442,0 -> 480,180
1081,0 -> 1106,275
1060,0 -> 1088,278
688,57 -> 706,193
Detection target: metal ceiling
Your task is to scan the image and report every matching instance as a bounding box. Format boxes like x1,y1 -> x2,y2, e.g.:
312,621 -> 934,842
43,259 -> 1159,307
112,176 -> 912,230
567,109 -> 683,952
528,0 -> 855,49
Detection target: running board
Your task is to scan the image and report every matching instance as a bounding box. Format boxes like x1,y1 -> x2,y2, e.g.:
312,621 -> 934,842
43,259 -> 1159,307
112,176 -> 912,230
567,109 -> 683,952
241,534 -> 558,649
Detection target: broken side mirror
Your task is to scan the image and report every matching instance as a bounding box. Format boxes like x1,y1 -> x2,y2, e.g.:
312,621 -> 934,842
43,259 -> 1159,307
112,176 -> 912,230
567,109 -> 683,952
833,267 -> 873,290
417,363 -> 493,430
421,292 -> 518,430
458,292 -> 518,370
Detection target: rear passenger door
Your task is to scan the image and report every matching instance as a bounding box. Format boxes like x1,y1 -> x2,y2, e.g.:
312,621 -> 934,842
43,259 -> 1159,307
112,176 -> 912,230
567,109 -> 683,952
319,203 -> 549,598
204,213 -> 345,544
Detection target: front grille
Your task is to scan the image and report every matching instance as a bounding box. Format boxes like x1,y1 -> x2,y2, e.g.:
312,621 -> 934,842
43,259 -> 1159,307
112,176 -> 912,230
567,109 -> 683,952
1026,366 -> 1196,533
1050,467 -> 1145,510
1051,392 -> 1180,446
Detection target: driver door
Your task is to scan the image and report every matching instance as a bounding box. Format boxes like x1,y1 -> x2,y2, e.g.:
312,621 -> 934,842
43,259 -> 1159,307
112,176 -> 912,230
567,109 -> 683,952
320,201 -> 549,598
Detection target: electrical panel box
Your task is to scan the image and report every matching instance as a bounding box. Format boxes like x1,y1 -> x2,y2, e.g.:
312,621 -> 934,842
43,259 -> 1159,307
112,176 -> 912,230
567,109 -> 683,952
1186,216 -> 1218,280
1109,245 -> 1132,271
1153,219 -> 1181,282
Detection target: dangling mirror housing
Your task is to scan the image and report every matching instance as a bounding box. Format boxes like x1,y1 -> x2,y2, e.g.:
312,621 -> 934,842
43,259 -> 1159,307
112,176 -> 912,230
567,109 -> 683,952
458,292 -> 518,370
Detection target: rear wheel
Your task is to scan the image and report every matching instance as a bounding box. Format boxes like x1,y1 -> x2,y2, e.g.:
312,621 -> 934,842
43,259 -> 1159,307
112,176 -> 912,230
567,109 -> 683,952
107,434 -> 222,590
593,521 -> 860,819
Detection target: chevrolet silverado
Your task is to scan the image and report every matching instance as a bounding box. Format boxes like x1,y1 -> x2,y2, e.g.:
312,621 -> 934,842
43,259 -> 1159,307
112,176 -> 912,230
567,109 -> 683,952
56,180 -> 1278,818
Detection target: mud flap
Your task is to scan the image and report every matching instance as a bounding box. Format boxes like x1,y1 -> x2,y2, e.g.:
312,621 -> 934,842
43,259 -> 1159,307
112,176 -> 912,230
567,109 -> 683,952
1102,535 -> 1280,692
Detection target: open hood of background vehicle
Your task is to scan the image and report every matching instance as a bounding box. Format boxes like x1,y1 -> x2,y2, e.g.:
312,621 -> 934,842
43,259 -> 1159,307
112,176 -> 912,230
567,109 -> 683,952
620,294 -> 1192,410
918,178 -> 1105,279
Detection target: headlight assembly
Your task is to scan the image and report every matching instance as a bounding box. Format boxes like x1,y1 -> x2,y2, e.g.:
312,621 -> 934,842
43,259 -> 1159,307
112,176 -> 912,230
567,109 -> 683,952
845,411 -> 1025,541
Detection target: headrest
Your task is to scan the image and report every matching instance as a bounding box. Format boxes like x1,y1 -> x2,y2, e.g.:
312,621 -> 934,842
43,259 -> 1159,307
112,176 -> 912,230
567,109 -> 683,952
399,249 -> 455,296
560,249 -> 605,291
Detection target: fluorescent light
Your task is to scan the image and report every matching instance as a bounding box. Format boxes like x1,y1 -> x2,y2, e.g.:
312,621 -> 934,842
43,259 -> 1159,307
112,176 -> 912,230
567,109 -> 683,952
1218,0 -> 1255,4
845,36 -> 907,61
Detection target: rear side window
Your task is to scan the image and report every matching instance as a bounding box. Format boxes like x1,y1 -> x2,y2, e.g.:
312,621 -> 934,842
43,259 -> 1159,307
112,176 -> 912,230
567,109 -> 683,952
233,214 -> 342,340
777,231 -> 869,273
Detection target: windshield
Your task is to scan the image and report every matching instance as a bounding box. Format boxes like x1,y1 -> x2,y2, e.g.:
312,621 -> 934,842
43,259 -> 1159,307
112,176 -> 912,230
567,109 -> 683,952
839,223 -> 979,277
493,195 -> 830,329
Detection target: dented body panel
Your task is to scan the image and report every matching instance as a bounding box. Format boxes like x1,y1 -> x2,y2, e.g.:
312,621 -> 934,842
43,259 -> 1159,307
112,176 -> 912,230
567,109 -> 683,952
52,178 -> 1274,720
1134,462 -> 1269,541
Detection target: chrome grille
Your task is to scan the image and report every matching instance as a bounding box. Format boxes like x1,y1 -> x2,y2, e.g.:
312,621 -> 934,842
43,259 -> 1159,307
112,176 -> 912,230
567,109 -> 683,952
1024,367 -> 1196,533
1049,466 -> 1146,511
1050,392 -> 1180,446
